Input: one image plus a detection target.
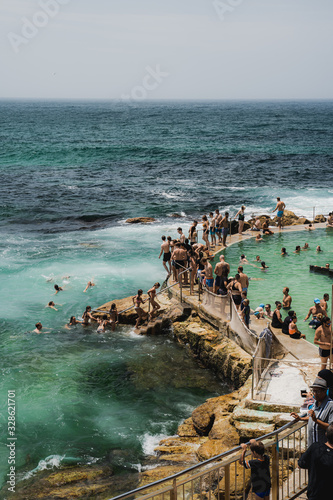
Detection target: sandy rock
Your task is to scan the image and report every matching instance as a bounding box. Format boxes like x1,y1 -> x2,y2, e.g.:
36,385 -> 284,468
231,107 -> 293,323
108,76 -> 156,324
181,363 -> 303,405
233,421 -> 275,440
126,217 -> 156,224
209,416 -> 239,442
177,418 -> 199,437
196,440 -> 231,461
296,217 -> 311,225
314,214 -> 326,223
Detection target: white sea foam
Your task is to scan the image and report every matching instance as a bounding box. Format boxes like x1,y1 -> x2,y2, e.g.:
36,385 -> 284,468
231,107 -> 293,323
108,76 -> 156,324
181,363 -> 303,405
21,455 -> 66,481
141,432 -> 170,456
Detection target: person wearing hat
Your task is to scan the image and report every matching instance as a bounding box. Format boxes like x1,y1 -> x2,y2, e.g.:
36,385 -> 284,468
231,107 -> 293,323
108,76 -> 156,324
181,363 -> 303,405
291,377 -> 333,446
304,299 -> 327,329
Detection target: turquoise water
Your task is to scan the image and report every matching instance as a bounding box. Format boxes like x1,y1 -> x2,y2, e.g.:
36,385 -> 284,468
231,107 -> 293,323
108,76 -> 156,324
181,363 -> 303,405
0,223 -> 230,486
219,228 -> 333,342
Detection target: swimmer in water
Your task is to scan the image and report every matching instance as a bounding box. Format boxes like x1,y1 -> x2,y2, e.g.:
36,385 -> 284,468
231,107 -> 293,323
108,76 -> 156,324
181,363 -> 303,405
255,233 -> 262,242
54,284 -> 63,294
108,303 -> 119,331
281,247 -> 288,256
302,242 -> 309,250
97,315 -> 108,333
294,246 -> 301,253
65,316 -> 82,329
46,301 -> 59,311
255,255 -> 261,262
83,281 -> 95,293
33,322 -> 50,334
82,306 -> 95,326
240,254 -> 249,264
316,245 -> 322,252
260,261 -> 269,270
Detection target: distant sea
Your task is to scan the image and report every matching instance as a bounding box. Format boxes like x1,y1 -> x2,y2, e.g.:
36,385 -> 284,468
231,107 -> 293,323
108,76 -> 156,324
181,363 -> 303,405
1,100 -> 333,489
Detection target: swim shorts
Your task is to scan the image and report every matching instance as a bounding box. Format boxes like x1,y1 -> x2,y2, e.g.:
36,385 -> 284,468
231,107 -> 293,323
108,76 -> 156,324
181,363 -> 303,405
277,210 -> 284,217
210,228 -> 216,235
175,260 -> 185,270
163,252 -> 171,262
254,491 -> 271,499
215,275 -> 222,287
206,278 -> 214,288
232,295 -> 242,306
222,227 -> 228,236
319,348 -> 333,357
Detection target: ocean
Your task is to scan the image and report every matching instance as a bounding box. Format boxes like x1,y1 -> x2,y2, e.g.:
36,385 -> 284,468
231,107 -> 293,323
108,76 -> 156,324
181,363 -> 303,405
1,100 -> 333,489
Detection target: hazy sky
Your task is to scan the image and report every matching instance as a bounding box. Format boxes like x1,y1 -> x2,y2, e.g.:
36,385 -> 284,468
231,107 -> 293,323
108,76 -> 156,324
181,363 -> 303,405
1,0 -> 333,99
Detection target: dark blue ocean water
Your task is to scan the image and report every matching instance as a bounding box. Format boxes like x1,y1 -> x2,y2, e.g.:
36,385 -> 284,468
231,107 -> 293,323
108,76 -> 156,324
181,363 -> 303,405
1,100 -> 333,233
1,100 -> 333,490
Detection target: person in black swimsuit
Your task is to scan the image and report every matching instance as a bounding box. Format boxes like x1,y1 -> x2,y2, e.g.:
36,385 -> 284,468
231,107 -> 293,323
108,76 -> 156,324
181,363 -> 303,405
272,301 -> 283,329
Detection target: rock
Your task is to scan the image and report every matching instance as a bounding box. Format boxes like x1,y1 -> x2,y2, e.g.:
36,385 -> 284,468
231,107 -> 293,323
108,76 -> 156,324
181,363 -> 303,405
196,439 -> 231,461
233,421 -> 275,440
296,217 -> 311,225
177,418 -> 199,437
169,213 -> 183,218
314,214 -> 326,223
209,416 -> 239,443
4,465 -> 122,500
126,217 -> 156,224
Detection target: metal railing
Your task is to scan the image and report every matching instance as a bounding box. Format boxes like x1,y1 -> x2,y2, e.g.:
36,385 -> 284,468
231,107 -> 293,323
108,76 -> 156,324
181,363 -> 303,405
110,420 -> 308,500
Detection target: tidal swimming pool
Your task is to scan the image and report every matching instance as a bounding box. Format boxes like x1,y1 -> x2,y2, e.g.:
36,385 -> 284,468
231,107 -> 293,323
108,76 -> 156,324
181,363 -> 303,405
219,228 -> 333,342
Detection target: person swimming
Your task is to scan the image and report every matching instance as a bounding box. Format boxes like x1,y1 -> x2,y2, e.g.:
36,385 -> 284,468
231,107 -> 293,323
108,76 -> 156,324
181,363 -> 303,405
46,301 -> 58,311
260,261 -> 269,270
83,281 -> 95,293
65,316 -> 82,329
293,246 -> 301,253
281,247 -> 288,256
54,284 -> 63,294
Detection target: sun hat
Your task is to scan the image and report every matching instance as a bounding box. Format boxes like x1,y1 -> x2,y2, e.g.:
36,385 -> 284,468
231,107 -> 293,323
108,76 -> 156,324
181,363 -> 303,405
310,377 -> 328,390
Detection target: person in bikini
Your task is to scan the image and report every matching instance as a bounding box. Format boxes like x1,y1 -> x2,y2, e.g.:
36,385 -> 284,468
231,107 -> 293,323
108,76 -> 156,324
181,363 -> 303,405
133,289 -> 149,329
215,209 -> 222,244
202,215 -> 210,250
209,212 -> 217,247
227,274 -> 243,310
189,221 -> 198,246
108,303 -> 119,331
159,236 -> 171,275
272,197 -> 286,229
82,306 -> 95,326
148,282 -> 161,319
235,206 -> 246,234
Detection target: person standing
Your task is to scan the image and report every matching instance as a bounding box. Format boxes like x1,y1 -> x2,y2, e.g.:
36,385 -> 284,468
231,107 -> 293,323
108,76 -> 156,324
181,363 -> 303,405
239,439 -> 271,500
291,377 -> 333,446
209,212 -> 217,247
282,287 -> 292,309
221,212 -> 229,247
235,205 -> 246,234
159,236 -> 171,275
147,282 -> 161,319
314,316 -> 333,370
272,197 -> 286,229
298,424 -> 333,500
238,266 -> 249,293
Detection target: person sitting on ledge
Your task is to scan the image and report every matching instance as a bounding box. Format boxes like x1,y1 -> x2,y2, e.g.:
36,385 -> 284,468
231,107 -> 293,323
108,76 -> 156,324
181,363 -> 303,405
282,310 -> 295,335
307,224 -> 315,230
251,217 -> 262,231
304,299 -> 327,328
289,316 -> 306,339
262,219 -> 274,235
272,301 -> 283,328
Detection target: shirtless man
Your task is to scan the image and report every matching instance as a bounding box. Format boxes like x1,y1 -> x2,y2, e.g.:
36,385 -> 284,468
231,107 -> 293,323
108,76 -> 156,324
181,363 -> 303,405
177,227 -> 185,244
148,282 -> 161,319
214,255 -> 230,293
202,258 -> 214,292
209,212 -> 217,247
282,287 -> 292,309
272,197 -> 286,229
321,294 -> 330,312
159,236 -> 171,274
237,266 -> 249,292
314,316 -> 333,369
215,209 -> 222,244
221,212 -> 229,247
172,243 -> 187,283
304,299 -> 328,328
33,322 -> 50,334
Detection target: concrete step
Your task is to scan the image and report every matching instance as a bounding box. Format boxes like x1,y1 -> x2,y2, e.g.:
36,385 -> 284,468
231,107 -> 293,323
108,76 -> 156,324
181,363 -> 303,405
245,399 -> 300,414
232,406 -> 279,425
233,421 -> 275,439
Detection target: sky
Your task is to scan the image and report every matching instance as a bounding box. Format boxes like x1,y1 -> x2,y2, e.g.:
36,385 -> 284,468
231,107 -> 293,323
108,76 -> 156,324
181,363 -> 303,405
1,0 -> 333,100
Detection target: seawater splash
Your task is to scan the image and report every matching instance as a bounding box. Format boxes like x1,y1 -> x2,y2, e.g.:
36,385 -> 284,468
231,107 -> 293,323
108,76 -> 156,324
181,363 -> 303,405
141,433 -> 170,456
20,455 -> 82,481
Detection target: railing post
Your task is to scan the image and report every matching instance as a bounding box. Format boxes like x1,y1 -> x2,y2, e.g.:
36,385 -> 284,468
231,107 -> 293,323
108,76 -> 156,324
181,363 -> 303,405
251,356 -> 255,399
170,478 -> 177,500
180,278 -> 183,304
224,464 -> 230,500
271,439 -> 279,500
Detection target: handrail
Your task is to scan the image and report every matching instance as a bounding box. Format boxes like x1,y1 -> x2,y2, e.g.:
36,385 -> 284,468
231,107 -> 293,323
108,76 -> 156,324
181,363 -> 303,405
109,419 -> 306,500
